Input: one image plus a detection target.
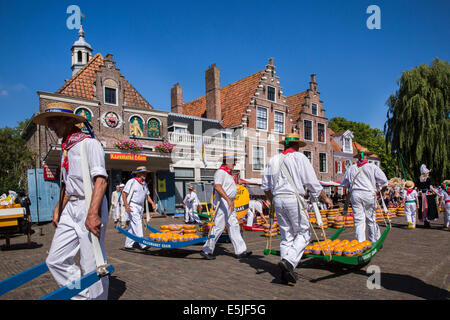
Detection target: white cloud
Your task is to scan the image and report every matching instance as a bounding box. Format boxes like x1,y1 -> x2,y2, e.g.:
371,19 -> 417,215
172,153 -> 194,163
0,90 -> 8,96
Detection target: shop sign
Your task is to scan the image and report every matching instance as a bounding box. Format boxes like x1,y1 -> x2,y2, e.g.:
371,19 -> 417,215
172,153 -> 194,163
110,153 -> 147,161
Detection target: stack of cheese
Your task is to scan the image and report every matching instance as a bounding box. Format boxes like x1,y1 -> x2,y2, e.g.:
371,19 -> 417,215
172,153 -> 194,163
304,239 -> 372,257
396,206 -> 405,216
151,224 -> 201,242
343,214 -> 354,228
332,215 -> 345,229
263,222 -> 279,237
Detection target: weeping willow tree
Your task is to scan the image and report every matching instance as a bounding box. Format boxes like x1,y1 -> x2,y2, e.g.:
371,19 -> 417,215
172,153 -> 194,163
384,58 -> 449,183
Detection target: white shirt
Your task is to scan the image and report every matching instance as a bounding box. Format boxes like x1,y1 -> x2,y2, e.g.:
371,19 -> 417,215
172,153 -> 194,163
184,191 -> 200,208
62,138 -> 108,197
123,178 -> 150,206
440,189 -> 450,203
261,151 -> 323,198
402,189 -> 418,202
340,163 -> 388,193
249,199 -> 263,214
214,168 -> 237,203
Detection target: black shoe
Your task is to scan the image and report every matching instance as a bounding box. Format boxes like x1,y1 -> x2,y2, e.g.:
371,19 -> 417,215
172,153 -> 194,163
236,251 -> 253,259
122,247 -> 135,252
424,221 -> 431,228
278,259 -> 298,284
138,246 -> 150,252
200,251 -> 216,260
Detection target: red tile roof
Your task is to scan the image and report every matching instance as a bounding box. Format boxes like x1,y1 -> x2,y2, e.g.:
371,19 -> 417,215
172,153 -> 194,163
182,70 -> 264,128
56,53 -> 152,109
332,140 -> 342,152
285,91 -> 307,123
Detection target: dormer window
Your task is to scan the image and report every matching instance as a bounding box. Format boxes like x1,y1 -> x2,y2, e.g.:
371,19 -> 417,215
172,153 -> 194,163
105,87 -> 117,105
267,86 -> 276,102
312,103 -> 318,116
343,137 -> 351,152
103,79 -> 118,106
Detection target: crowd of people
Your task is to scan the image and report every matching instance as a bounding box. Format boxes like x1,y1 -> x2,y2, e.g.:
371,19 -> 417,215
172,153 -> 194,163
30,102 -> 449,299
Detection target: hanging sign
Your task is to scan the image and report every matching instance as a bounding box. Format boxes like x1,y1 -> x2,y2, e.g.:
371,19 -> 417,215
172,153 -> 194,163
158,179 -> 166,193
110,153 -> 146,161
234,185 -> 249,220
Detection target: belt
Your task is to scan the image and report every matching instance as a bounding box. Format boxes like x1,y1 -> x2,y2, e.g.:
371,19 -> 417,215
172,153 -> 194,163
68,195 -> 85,201
406,200 -> 416,204
274,194 -> 296,198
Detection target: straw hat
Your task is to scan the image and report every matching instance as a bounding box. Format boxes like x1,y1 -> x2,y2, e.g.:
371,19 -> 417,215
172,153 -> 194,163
133,166 -> 150,174
32,102 -> 87,126
405,181 -> 414,188
442,180 -> 450,186
187,185 -> 195,191
119,183 -> 125,188
280,133 -> 306,147
222,153 -> 237,164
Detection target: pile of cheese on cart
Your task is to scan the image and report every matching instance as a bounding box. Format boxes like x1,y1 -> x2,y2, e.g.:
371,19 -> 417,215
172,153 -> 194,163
0,191 -> 22,209
148,224 -> 202,242
304,238 -> 372,257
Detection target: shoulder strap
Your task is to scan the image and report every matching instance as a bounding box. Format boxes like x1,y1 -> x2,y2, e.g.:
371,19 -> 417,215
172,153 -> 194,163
273,154 -> 288,189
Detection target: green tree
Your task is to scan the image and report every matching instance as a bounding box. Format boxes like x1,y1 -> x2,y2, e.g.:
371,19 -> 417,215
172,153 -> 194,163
0,119 -> 35,194
329,117 -> 398,178
385,58 -> 449,183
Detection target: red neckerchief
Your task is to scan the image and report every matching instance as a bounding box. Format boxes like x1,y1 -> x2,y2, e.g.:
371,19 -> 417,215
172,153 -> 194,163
134,177 -> 145,187
61,127 -> 91,174
406,188 -> 414,196
282,148 -> 296,155
219,165 -> 232,176
357,160 -> 368,167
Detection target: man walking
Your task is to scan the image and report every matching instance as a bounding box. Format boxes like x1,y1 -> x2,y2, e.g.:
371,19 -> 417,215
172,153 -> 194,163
122,166 -> 156,251
262,133 -> 333,284
33,102 -> 109,300
200,154 -> 252,260
340,150 -> 388,243
183,185 -> 201,224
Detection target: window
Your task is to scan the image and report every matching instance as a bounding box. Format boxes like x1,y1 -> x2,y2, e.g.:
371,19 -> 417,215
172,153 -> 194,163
104,87 -> 117,105
221,132 -> 231,139
304,151 -> 312,163
252,146 -> 265,171
317,123 -> 325,143
267,86 -> 276,101
274,111 -> 284,134
77,51 -> 82,63
337,161 -> 342,174
312,103 -> 318,116
257,107 -> 268,130
343,137 -> 351,152
319,153 -> 327,173
304,120 -> 313,141
345,160 -> 352,169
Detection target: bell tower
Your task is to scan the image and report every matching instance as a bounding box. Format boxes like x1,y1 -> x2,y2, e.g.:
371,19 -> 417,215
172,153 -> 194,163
71,17 -> 93,76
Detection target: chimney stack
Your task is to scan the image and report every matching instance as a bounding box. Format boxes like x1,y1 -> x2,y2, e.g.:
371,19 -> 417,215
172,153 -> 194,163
205,64 -> 221,121
171,83 -> 183,113
310,74 -> 317,92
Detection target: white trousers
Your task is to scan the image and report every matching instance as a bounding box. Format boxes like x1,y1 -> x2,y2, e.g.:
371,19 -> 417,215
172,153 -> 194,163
246,209 -> 255,227
405,202 -> 417,226
185,205 -> 201,223
444,203 -> 450,227
351,190 -> 380,243
119,205 -> 128,223
274,196 -> 311,268
124,203 -> 145,249
46,197 -> 109,300
202,199 -> 247,255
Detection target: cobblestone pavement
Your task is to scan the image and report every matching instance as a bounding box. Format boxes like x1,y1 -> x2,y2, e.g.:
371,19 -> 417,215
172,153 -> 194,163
0,214 -> 449,300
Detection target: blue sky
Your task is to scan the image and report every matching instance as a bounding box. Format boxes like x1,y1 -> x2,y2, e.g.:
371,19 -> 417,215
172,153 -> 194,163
0,0 -> 449,130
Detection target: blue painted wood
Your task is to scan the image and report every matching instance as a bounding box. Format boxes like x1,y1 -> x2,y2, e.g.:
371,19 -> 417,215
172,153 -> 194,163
38,265 -> 115,300
156,171 -> 176,214
116,226 -> 214,249
27,169 -> 59,223
0,262 -> 49,296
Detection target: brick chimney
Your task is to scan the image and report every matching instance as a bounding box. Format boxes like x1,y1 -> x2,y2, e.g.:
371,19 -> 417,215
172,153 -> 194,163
171,83 -> 183,113
205,64 -> 221,121
310,73 -> 317,92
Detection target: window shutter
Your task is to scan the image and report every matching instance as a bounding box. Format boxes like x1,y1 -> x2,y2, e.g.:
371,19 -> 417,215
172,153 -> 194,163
335,161 -> 338,173
342,161 -> 345,171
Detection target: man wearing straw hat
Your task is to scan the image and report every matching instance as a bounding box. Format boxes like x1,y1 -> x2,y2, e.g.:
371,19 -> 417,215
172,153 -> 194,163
402,181 -> 419,229
262,133 -> 333,284
200,153 -> 252,260
122,166 -> 156,251
33,102 -> 109,300
341,149 -> 388,243
183,185 -> 201,224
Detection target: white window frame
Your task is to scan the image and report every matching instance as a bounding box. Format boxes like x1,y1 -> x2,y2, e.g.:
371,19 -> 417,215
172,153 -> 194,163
317,122 -> 326,144
311,103 -> 318,116
345,159 -> 352,169
319,152 -> 328,173
252,145 -> 265,172
274,110 -> 285,134
343,137 -> 352,153
267,85 -> 276,102
337,161 -> 342,174
303,150 -> 313,164
256,106 -> 268,131
303,119 -> 313,142
104,86 -> 118,106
